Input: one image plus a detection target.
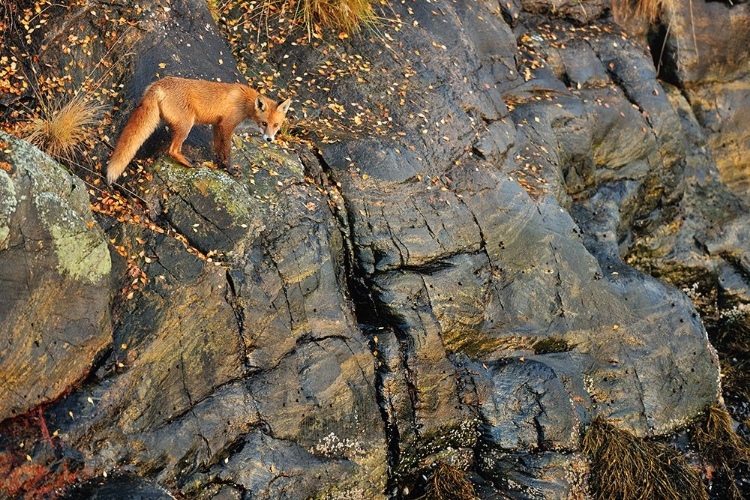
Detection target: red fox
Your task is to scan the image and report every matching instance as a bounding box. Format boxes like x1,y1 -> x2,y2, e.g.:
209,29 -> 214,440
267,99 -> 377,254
106,76 -> 292,184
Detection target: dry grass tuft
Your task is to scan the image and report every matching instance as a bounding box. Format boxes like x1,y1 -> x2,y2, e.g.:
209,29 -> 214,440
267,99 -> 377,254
302,0 -> 374,34
422,461 -> 477,500
693,405 -> 750,500
242,0 -> 375,44
25,94 -> 103,162
715,312 -> 750,402
611,0 -> 676,23
583,416 -> 707,500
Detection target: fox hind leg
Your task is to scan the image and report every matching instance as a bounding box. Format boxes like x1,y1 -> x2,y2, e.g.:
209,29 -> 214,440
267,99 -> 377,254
167,119 -> 194,168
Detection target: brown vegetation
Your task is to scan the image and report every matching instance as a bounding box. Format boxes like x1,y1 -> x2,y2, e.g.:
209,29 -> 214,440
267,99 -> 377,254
583,416 -> 706,500
715,309 -> 750,403
611,0 -> 675,22
693,405 -> 750,500
24,93 -> 103,163
231,0 -> 376,41
300,0 -> 374,35
421,461 -> 478,500
0,408 -> 80,500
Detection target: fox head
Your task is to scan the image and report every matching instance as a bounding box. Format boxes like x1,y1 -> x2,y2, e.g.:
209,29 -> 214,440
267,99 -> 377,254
255,96 -> 292,142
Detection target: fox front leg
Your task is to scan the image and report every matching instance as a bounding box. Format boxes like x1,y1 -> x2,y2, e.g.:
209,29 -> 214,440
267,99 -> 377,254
213,122 -> 241,177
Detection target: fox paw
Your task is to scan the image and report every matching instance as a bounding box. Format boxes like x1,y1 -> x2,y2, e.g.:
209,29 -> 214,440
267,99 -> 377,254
225,165 -> 242,178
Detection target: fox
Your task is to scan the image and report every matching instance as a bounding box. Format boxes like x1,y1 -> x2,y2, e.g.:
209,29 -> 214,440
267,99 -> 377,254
106,76 -> 292,184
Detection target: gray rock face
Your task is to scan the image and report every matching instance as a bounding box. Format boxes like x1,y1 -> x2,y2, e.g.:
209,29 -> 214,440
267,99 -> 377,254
64,473 -> 175,500
660,0 -> 750,200
1,0 -> 748,498
48,150 -> 387,497
299,6 -> 722,495
0,132 -> 111,420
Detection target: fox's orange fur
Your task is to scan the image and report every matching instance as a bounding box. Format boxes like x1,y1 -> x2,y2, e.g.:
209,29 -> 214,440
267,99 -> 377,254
106,76 -> 291,184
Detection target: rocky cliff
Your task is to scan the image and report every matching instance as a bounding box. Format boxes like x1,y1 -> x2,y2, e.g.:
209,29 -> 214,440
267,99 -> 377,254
1,0 -> 749,498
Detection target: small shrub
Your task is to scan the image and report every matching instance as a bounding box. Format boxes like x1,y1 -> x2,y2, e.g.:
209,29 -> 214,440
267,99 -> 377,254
25,93 -> 103,162
582,416 -> 706,500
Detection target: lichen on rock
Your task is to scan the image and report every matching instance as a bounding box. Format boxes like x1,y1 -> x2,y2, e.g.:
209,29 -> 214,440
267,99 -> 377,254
0,131 -> 111,421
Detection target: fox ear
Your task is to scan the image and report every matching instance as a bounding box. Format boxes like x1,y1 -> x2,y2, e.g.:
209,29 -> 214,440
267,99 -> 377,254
255,95 -> 266,111
279,99 -> 292,115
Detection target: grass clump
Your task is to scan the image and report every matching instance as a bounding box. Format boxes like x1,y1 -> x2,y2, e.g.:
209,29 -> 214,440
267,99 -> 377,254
421,461 -> 477,500
582,416 -> 706,500
693,405 -> 750,500
300,0 -> 374,35
714,306 -> 750,402
611,0 -> 674,22
24,93 -> 103,163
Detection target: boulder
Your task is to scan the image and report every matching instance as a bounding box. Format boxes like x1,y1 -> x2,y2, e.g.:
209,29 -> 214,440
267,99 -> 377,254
46,149 -> 387,497
3,0 -> 750,497
662,0 -> 750,200
0,131 -> 111,420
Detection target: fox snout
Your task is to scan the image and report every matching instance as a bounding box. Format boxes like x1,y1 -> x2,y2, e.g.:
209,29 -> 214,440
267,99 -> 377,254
260,120 -> 282,142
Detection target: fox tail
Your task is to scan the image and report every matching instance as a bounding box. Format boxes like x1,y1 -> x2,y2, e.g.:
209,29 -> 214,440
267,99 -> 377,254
106,87 -> 162,184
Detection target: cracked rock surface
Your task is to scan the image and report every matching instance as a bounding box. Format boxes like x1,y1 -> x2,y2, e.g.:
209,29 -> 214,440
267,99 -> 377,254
2,0 -> 749,498
0,132 -> 112,420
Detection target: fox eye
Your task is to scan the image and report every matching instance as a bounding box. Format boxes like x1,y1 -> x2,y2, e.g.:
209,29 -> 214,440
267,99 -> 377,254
261,121 -> 268,127
274,123 -> 279,128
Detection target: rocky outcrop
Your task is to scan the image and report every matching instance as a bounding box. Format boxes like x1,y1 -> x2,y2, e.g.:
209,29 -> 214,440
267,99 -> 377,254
288,3 -> 724,494
0,131 -> 111,420
50,144 -> 388,498
660,0 -> 750,201
1,0 -> 749,498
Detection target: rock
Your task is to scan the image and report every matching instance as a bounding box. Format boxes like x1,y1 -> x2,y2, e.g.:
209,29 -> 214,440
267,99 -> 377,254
267,3 -> 724,496
661,0 -> 750,200
2,3 -> 387,496
64,473 -> 175,500
209,431 -> 366,499
0,132 -> 111,421
3,0 -> 750,497
479,358 -> 579,451
42,148 -> 385,496
478,449 -> 589,499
